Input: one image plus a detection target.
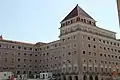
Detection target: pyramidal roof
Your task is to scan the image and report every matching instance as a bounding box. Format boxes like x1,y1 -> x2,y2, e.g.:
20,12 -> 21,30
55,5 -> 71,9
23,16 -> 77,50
61,4 -> 95,22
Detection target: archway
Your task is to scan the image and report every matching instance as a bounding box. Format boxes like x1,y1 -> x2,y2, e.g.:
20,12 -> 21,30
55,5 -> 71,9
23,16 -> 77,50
83,75 -> 87,80
75,76 -> 78,80
63,76 -> 66,80
17,71 -> 20,75
89,76 -> 93,80
95,76 -> 98,80
69,76 -> 72,80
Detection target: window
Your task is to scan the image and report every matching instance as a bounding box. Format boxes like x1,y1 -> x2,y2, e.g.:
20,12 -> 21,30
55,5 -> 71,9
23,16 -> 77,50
74,51 -> 76,54
5,58 -> 7,62
17,65 -> 20,67
24,59 -> 26,62
30,48 -> 32,50
88,21 -> 92,24
24,47 -> 26,50
112,55 -> 114,58
24,65 -> 26,67
5,53 -> 7,55
101,61 -> 103,63
88,37 -> 90,40
88,44 -> 90,47
35,60 -> 37,62
104,47 -> 106,50
30,54 -> 32,56
30,60 -> 32,62
103,40 -> 105,43
100,54 -> 102,56
18,46 -> 21,49
84,66 -> 86,71
95,67 -> 97,72
93,38 -> 95,41
47,46 -> 49,49
89,52 -> 91,55
18,59 -> 20,62
104,54 -> 106,57
95,60 -> 97,63
47,53 -> 49,55
73,36 -> 76,39
83,51 -> 85,54
94,53 -> 96,56
35,66 -> 37,68
117,44 -> 119,46
94,45 -> 96,48
23,71 -> 26,74
89,59 -> 91,62
35,49 -> 37,51
89,67 -> 92,71
74,44 -> 76,47
12,46 -> 15,48
76,17 -> 80,21
24,53 -> 26,55
68,52 -> 71,55
114,43 -> 116,45
18,53 -> 20,55
68,37 -> 70,40
101,68 -> 103,72
62,39 -> 65,42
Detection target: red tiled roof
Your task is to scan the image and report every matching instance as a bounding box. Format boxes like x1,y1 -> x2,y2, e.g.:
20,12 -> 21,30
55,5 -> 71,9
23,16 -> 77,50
0,39 -> 46,46
61,4 -> 95,22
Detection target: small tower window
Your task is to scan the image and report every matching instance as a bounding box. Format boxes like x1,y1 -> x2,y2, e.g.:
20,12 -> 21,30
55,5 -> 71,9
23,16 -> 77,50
76,17 -> 80,22
83,19 -> 86,23
88,21 -> 91,24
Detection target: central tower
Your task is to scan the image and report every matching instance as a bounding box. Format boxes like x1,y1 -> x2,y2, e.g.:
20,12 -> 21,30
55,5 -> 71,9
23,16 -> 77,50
59,4 -> 97,80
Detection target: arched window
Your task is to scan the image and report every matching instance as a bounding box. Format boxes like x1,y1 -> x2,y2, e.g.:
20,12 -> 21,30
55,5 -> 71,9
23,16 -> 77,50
95,76 -> 98,80
89,76 -> 93,80
83,76 -> 87,80
63,76 -> 66,80
69,76 -> 72,80
75,76 -> 78,80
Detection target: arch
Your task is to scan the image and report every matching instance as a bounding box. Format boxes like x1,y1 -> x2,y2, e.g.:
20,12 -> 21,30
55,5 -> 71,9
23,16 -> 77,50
63,76 -> 66,80
29,71 -> 32,75
75,76 -> 78,80
83,75 -> 87,80
95,76 -> 98,80
69,76 -> 72,80
89,76 -> 93,80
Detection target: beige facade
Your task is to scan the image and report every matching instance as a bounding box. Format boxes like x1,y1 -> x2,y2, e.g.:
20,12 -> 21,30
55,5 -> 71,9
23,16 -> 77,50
0,4 -> 119,80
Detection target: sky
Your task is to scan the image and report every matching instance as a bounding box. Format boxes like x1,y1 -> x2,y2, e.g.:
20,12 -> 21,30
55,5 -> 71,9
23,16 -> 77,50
0,0 -> 119,43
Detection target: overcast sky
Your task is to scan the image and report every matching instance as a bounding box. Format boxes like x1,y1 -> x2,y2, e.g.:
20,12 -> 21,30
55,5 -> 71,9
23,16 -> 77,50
0,0 -> 119,43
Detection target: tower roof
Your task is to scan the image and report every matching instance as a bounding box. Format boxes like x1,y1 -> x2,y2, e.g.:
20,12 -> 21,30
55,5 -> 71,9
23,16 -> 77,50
61,4 -> 95,22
